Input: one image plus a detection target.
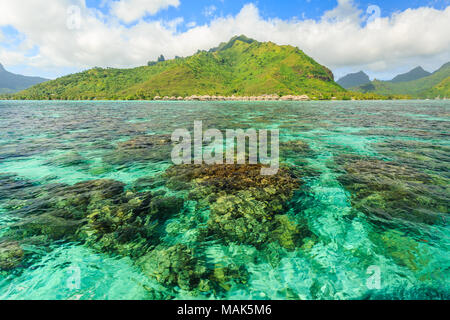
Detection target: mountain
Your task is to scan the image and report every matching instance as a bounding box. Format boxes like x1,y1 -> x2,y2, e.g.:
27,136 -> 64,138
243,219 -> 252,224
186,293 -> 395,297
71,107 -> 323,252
352,62 -> 450,98
13,36 -> 345,100
337,71 -> 371,89
0,63 -> 48,93
390,66 -> 431,83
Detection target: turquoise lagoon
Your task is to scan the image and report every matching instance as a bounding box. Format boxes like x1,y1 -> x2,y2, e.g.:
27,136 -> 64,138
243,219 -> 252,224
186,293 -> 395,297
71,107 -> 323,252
0,100 -> 448,300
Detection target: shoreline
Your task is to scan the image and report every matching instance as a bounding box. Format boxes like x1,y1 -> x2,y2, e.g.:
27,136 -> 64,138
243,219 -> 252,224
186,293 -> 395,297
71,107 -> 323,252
153,94 -> 312,101
1,94 -> 447,102
0,98 -> 444,102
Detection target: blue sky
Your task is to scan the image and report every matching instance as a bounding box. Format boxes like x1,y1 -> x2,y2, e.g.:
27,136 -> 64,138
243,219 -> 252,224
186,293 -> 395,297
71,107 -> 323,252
84,0 -> 450,27
1,0 -> 449,80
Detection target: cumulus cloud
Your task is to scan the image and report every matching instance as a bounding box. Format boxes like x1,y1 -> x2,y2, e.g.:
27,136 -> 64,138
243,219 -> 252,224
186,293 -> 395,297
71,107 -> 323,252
0,0 -> 449,79
323,0 -> 362,23
110,0 -> 180,23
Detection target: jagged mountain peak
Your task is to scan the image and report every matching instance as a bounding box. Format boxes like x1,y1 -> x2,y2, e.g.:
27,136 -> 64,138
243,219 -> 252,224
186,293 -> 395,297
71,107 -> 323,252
209,35 -> 257,52
0,63 -> 48,93
337,71 -> 371,89
390,66 -> 431,83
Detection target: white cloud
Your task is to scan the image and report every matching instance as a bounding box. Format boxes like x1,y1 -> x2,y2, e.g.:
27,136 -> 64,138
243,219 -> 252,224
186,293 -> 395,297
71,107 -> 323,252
0,1 -> 449,79
110,0 -> 180,23
323,0 -> 362,23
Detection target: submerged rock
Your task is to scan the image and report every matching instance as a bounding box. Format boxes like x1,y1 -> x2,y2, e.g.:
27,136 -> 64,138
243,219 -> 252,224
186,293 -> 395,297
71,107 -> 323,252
0,241 -> 24,270
81,192 -> 184,257
103,134 -> 173,165
53,179 -> 126,219
336,156 -> 448,225
3,178 -> 184,258
138,244 -> 208,291
271,215 -> 310,250
370,230 -> 430,273
208,193 -> 272,246
280,140 -> 314,159
375,140 -> 450,180
164,163 -> 311,248
0,173 -> 36,201
165,163 -> 300,205
138,243 -> 249,295
46,151 -> 89,168
131,176 -> 165,192
8,213 -> 84,240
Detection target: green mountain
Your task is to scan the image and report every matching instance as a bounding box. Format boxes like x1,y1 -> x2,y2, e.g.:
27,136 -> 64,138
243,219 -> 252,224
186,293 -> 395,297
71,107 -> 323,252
0,63 -> 48,93
13,36 -> 345,100
352,62 -> 450,98
390,66 -> 431,83
337,71 -> 371,89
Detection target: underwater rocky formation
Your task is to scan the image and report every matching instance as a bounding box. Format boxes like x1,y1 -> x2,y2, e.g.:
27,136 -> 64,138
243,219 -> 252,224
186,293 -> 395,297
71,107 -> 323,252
0,158 -> 314,296
0,147 -> 317,297
375,140 -> 450,179
164,163 -> 312,249
1,99 -> 448,299
1,178 -> 185,260
137,243 -> 249,295
369,230 -> 430,273
102,134 -> 174,165
335,155 -> 448,225
0,241 -> 24,270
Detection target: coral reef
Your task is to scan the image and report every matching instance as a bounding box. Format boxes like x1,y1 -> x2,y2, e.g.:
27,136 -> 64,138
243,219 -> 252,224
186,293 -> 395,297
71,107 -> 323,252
138,243 -> 249,295
82,193 -> 184,256
375,140 -> 450,179
3,179 -> 184,258
370,230 -> 430,272
102,134 -> 173,165
0,139 -> 313,295
0,241 -> 24,270
280,140 -> 314,160
164,163 -> 311,248
46,151 -> 89,168
138,244 -> 208,291
336,155 -> 448,225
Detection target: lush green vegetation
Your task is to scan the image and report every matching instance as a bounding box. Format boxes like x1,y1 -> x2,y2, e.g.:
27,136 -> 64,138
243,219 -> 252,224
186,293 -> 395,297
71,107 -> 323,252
1,35 -> 422,101
351,62 -> 450,99
11,36 -> 350,100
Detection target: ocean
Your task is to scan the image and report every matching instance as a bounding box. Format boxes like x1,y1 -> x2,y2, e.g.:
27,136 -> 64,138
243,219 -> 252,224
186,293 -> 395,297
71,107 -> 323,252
0,100 -> 448,300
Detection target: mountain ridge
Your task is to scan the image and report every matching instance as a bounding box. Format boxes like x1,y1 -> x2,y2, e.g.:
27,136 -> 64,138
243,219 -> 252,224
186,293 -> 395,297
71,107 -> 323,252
351,62 -> 450,98
390,66 -> 431,83
337,71 -> 371,89
11,36 -> 350,100
0,63 -> 48,94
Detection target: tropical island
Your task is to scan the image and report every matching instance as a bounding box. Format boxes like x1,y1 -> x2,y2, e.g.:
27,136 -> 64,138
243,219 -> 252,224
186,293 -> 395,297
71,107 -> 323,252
0,36 -> 448,101
338,64 -> 450,99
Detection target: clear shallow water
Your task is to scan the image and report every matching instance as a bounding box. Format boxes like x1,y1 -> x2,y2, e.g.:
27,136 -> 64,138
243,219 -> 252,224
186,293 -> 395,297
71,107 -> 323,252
0,100 -> 448,300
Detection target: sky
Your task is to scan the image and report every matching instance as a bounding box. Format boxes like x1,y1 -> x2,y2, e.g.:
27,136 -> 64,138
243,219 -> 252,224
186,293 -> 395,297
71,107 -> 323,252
0,0 -> 449,80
